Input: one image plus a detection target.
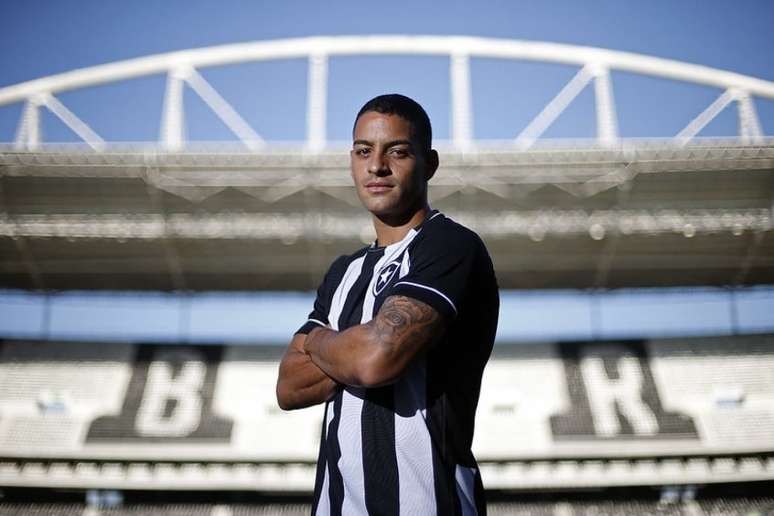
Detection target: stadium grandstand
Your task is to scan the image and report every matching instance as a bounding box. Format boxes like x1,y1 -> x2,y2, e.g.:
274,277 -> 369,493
1,36 -> 773,514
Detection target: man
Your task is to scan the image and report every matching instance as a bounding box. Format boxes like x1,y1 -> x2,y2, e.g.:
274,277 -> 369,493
276,94 -> 499,516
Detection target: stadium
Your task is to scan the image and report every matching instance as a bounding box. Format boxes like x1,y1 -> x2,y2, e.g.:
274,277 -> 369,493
1,34 -> 773,515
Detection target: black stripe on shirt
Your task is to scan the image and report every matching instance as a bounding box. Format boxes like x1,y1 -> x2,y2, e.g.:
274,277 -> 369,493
326,392 -> 345,516
425,351 -> 466,515
362,385 -> 399,516
311,402 -> 329,515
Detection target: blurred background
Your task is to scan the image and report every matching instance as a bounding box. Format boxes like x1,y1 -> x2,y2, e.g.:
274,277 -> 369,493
1,1 -> 773,514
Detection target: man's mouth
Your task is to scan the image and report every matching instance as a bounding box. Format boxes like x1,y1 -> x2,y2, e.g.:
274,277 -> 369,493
365,182 -> 394,193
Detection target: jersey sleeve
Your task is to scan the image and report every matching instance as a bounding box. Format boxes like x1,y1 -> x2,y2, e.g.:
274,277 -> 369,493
387,227 -> 483,319
295,255 -> 347,335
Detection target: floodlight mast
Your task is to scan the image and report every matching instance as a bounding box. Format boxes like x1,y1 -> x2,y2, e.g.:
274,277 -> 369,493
1,35 -> 772,150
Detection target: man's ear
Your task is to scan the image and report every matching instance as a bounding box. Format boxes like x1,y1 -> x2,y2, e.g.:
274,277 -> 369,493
424,149 -> 439,181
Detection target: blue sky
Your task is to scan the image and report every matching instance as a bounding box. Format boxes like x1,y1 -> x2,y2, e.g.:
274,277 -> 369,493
1,0 -> 773,144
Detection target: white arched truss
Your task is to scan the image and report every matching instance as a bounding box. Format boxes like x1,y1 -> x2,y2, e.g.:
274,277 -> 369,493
1,35 -> 772,150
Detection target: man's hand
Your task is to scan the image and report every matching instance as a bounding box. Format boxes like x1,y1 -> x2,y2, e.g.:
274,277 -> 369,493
304,295 -> 445,387
276,332 -> 340,410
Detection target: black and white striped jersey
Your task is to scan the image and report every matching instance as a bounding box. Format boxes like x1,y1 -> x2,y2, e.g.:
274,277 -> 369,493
297,210 -> 499,516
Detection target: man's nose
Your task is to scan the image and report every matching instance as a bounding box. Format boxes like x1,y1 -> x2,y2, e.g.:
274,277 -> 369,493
367,153 -> 389,175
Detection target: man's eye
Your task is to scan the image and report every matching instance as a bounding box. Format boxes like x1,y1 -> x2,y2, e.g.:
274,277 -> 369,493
390,149 -> 409,157
355,148 -> 370,156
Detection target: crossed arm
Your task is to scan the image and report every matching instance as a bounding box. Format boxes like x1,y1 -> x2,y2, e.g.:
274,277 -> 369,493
276,295 -> 445,410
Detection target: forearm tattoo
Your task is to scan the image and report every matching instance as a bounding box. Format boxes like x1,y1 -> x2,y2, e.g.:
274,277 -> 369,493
371,295 -> 443,347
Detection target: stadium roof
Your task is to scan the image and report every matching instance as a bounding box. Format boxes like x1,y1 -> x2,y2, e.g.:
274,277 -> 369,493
1,140 -> 772,291
1,37 -> 772,291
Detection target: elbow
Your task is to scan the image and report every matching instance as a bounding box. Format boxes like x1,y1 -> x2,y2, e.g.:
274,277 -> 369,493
276,387 -> 292,411
276,381 -> 299,411
276,395 -> 293,411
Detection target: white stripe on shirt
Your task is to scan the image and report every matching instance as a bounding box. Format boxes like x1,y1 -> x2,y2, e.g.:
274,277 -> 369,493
327,255 -> 365,331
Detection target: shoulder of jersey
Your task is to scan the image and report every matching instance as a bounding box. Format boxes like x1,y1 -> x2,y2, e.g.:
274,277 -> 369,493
328,249 -> 365,274
421,212 -> 485,249
336,245 -> 370,264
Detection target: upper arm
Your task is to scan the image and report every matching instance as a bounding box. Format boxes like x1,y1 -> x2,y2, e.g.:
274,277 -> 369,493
360,294 -> 446,386
359,226 -> 489,385
388,225 -> 486,320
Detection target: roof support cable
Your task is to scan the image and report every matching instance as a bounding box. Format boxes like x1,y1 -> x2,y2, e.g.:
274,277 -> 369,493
40,93 -> 105,151
184,68 -> 265,150
675,89 -> 735,146
515,65 -> 595,150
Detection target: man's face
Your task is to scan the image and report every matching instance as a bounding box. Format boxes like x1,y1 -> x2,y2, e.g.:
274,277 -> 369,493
350,112 -> 434,222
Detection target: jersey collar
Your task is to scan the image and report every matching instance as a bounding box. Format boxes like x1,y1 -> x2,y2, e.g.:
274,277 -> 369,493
368,209 -> 441,252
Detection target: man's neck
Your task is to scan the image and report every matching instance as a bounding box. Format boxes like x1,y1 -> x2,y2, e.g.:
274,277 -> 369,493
372,204 -> 431,247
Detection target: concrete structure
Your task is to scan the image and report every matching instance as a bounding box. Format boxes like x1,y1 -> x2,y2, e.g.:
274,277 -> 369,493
1,36 -> 772,291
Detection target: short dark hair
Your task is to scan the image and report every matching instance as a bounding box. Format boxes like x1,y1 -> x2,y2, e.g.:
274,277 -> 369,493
353,94 -> 433,153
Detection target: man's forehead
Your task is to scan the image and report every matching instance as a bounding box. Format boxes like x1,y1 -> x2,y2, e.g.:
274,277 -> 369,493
353,111 -> 415,138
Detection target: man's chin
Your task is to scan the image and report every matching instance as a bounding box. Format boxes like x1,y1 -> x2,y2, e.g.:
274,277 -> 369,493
366,207 -> 394,219
359,198 -> 394,216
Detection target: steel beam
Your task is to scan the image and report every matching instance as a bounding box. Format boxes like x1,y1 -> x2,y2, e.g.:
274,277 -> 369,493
40,93 -> 105,151
515,66 -> 594,149
160,69 -> 187,151
736,91 -> 764,144
3,36 -> 774,107
14,98 -> 41,150
591,65 -> 619,146
306,53 -> 328,151
676,89 -> 735,144
184,69 -> 264,150
1,36 -> 773,152
450,52 -> 473,150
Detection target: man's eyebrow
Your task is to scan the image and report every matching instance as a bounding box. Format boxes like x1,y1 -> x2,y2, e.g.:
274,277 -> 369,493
385,139 -> 413,148
352,139 -> 414,148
